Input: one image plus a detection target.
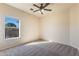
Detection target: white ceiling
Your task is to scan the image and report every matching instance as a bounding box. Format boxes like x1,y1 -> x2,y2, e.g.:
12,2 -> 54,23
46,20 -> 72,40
6,3 -> 75,18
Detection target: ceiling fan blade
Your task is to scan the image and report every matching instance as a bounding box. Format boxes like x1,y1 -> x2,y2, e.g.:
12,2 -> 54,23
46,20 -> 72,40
44,9 -> 52,11
30,8 -> 34,10
33,4 -> 40,8
33,10 -> 39,12
43,3 -> 50,9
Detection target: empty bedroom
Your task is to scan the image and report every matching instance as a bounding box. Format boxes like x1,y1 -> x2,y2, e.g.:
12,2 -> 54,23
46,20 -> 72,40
0,3 -> 79,56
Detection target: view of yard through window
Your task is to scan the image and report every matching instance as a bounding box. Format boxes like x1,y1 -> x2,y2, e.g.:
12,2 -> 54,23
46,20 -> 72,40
5,16 -> 20,39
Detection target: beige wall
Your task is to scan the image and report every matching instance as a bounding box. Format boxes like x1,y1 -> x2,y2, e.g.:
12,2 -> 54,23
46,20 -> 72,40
70,4 -> 79,49
0,4 -> 40,50
40,9 -> 70,45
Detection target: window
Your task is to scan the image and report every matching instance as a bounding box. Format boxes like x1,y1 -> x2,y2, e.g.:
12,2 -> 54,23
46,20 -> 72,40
5,16 -> 20,39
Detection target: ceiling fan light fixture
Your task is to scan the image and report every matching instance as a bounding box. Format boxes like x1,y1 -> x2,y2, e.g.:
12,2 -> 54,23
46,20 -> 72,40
38,11 -> 41,14
38,10 -> 44,14
41,9 -> 44,12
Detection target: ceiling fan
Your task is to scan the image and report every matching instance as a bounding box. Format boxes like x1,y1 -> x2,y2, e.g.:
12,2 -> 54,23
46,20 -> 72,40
30,3 -> 52,14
